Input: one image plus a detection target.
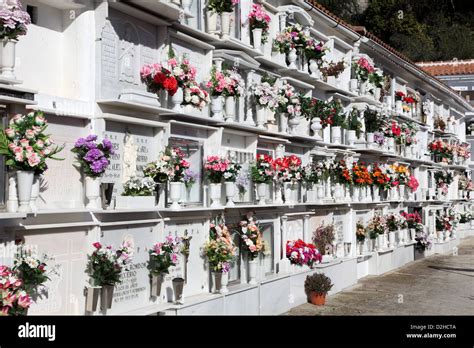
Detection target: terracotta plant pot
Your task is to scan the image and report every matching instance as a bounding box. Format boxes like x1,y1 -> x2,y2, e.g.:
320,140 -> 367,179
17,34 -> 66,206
309,292 -> 326,305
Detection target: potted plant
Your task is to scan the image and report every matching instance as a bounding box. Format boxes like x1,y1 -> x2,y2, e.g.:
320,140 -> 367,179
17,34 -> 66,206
115,176 -> 156,209
272,24 -> 309,69
363,107 -> 384,148
0,111 -> 64,213
85,241 -> 134,313
250,154 -> 274,205
345,108 -> 362,146
248,4 -> 271,50
236,212 -> 264,284
71,135 -> 113,209
203,221 -> 236,294
302,162 -> 323,203
147,236 -> 181,298
313,224 -> 335,260
320,56 -> 347,87
304,273 -> 333,306
352,57 -> 374,95
367,215 -> 387,251
0,265 -> 31,316
0,0 -> 30,80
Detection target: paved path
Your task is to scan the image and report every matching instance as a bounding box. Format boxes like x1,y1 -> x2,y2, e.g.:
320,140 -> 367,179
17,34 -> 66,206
286,237 -> 474,315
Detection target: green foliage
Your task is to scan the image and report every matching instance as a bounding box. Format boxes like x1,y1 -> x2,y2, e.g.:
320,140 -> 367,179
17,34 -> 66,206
345,108 -> 363,138
364,107 -> 383,133
304,273 -> 334,297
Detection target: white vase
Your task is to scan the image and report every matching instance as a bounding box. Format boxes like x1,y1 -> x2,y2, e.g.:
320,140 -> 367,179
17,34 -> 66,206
333,183 -> 344,202
17,170 -> 34,213
395,100 -> 403,114
350,78 -> 358,92
377,234 -> 385,251
29,175 -> 40,212
255,105 -> 266,129
181,0 -> 192,13
221,12 -> 232,39
256,183 -> 267,205
279,113 -> 288,133
374,88 -> 381,102
170,87 -> 183,112
409,228 -> 416,242
274,183 -> 283,204
360,185 -> 367,201
169,181 -> 183,210
346,130 -> 356,146
85,176 -> 101,209
288,116 -> 300,135
209,183 -> 222,208
389,231 -> 396,248
310,117 -> 322,139
6,174 -> 18,213
366,132 -> 374,148
248,259 -> 257,284
0,39 -> 17,79
399,184 -> 406,201
331,126 -> 342,144
224,181 -> 235,207
309,59 -> 321,79
372,186 -> 380,201
283,182 -> 295,204
212,271 -> 228,294
225,96 -> 236,122
359,81 -> 367,95
206,11 -> 218,35
252,28 -> 262,49
210,95 -> 224,120
387,137 -> 395,153
306,187 -> 316,202
287,48 -> 297,69
352,186 -> 361,201
316,183 -> 325,203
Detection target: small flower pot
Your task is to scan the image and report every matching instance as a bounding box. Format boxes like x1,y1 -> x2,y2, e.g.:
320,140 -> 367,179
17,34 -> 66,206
85,286 -> 101,312
85,176 -> 101,209
0,39 -> 17,80
220,12 -> 232,39
168,181 -> 183,210
256,183 -> 267,205
309,59 -> 321,79
100,284 -> 114,311
248,259 -> 258,285
210,95 -> 224,120
209,183 -> 222,208
172,277 -> 185,304
206,11 -> 218,35
345,129 -> 356,146
170,87 -> 183,112
255,105 -> 267,129
287,48 -> 297,69
225,96 -> 236,122
17,170 -> 35,213
252,28 -> 263,49
331,126 -> 342,144
224,181 -> 235,207
309,292 -> 326,306
150,273 -> 164,298
212,271 -> 229,294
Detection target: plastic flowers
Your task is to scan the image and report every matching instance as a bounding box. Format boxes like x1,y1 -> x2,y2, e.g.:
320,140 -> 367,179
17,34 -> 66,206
0,265 -> 31,316
122,176 -> 156,196
351,162 -> 373,186
248,4 -> 271,43
0,111 -> 64,174
273,155 -> 303,183
250,81 -> 278,110
203,222 -> 236,273
71,135 -> 113,177
286,239 -> 321,267
367,214 -> 388,239
356,222 -> 366,242
208,0 -> 239,14
204,155 -> 241,184
250,154 -> 274,184
428,139 -> 454,163
147,235 -> 181,276
331,160 -> 352,185
237,212 -> 264,260
302,162 -> 325,185
390,163 -> 410,185
407,175 -> 419,192
183,84 -> 210,110
0,0 -> 31,40
86,241 -> 134,287
433,170 -> 453,195
223,68 -> 245,98
275,82 -> 302,118
352,57 -> 374,82
304,38 -> 328,61
401,211 -> 423,232
272,24 -> 310,54
371,164 -> 391,190
144,147 -> 189,183
140,63 -> 178,96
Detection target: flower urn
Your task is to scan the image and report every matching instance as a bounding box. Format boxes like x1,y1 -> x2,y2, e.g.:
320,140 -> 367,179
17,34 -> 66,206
100,284 -> 114,311
0,39 -> 17,80
366,132 -> 375,148
309,292 -> 326,306
168,181 -> 183,210
220,12 -> 233,39
398,184 -> 406,201
252,28 -> 263,49
309,59 -> 321,79
287,48 -> 297,69
209,183 -> 222,208
206,11 -> 219,35
210,95 -> 224,120
172,277 -> 185,304
333,183 -> 344,202
374,87 -> 381,102
255,105 -> 267,129
305,184 -> 316,202
17,170 -> 35,213
6,174 -> 18,213
387,137 -> 395,153
151,273 -> 164,297
395,100 -> 403,114
170,87 -> 184,112
352,186 -> 361,201
256,183 -> 267,205
346,130 -> 357,146
316,183 -> 325,203
225,96 -> 236,122
331,126 -> 342,144
359,81 -> 367,96
372,186 -> 380,201
248,259 -> 258,285
30,175 -> 40,212
283,182 -> 297,204
85,286 -> 101,312
377,234 -> 385,251
388,231 -> 396,248
358,241 -> 364,255
288,116 -> 300,135
310,117 -> 322,139
213,271 -> 229,294
274,182 -> 284,204
224,181 -> 235,207
279,113 -> 288,133
84,177 -> 102,210
369,238 -> 376,252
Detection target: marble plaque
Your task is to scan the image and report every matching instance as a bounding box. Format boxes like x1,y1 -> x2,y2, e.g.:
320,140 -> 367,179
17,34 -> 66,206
287,219 -> 303,241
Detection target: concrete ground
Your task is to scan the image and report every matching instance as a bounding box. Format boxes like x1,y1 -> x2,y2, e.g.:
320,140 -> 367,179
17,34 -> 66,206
286,236 -> 474,315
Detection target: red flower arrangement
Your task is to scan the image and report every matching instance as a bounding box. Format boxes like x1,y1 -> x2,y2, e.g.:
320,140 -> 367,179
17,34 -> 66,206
395,91 -> 405,101
272,155 -> 303,183
403,96 -> 415,104
331,159 -> 352,185
371,164 -> 391,190
352,162 -> 373,186
407,175 -> 419,192
140,63 -> 179,96
286,239 -> 322,267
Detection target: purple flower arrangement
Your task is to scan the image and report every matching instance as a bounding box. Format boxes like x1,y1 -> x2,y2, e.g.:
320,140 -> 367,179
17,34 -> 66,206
374,131 -> 385,146
71,135 -> 114,177
0,0 -> 31,40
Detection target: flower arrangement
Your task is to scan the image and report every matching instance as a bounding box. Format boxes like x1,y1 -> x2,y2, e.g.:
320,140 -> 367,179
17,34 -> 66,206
272,24 -> 310,54
223,68 -> 245,98
235,168 -> 250,197
140,63 -> 178,96
304,273 -> 333,299
367,215 -> 387,239
122,176 -> 156,196
407,175 -> 419,192
0,0 -> 31,40
203,222 -> 236,273
331,159 -> 352,185
250,154 -> 274,184
399,122 -> 418,146
428,139 -> 454,163
71,135 -> 114,177
436,208 -> 459,232
302,162 -> 324,185
144,147 -> 189,183
0,111 -> 64,174
272,155 -> 303,183
286,239 -> 321,267
183,169 -> 198,190
306,99 -> 344,128
368,69 -> 384,89
395,91 -> 405,101
167,55 -> 198,89
352,57 -> 374,82
304,38 -> 328,61
183,84 -> 210,110
205,66 -> 227,96
382,120 -> 401,141
204,155 -> 241,183
248,4 -> 271,44
250,81 -> 278,110
312,224 -> 335,255
0,266 -> 31,316
319,57 -> 347,78
148,235 -> 181,276
371,164 -> 391,190
434,116 -> 446,132
401,211 -> 423,232
386,213 -> 403,231
351,162 -> 373,187
86,241 -> 134,286
433,170 -> 453,195
415,231 -> 431,251
275,82 -> 302,118
237,212 -> 264,260
390,164 -> 410,185
12,243 -> 55,296
356,222 -> 366,242
456,143 -> 470,160
208,0 -> 239,14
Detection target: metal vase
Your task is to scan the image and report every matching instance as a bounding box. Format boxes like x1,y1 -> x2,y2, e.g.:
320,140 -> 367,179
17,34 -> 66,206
85,286 -> 101,312
172,277 -> 185,304
151,273 -> 164,298
100,183 -> 114,209
100,284 -> 114,311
